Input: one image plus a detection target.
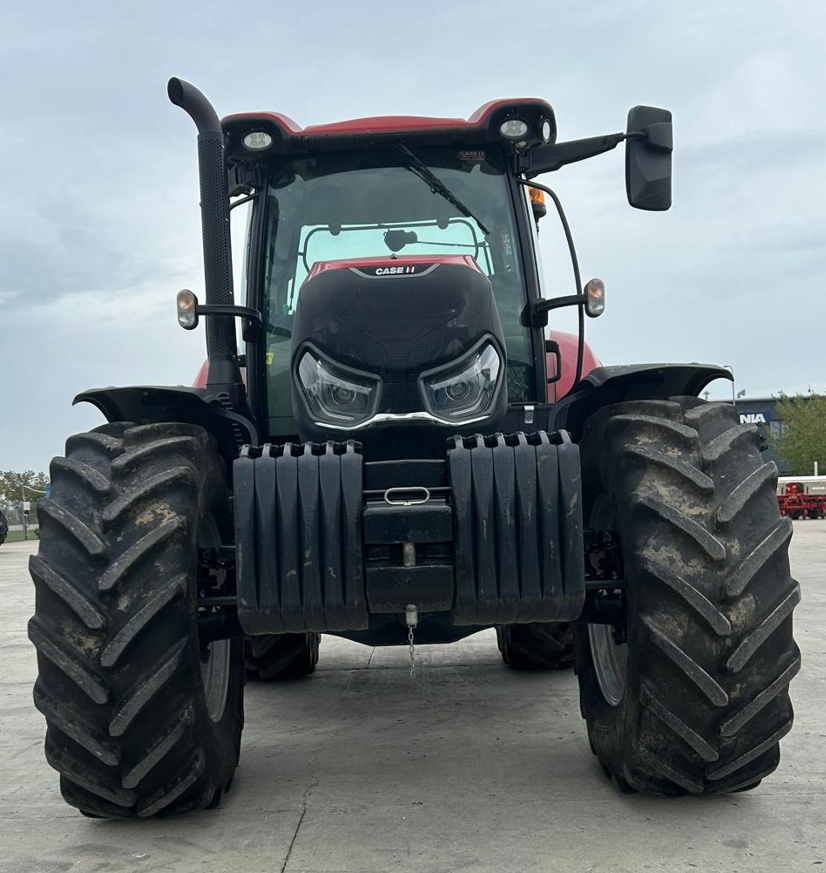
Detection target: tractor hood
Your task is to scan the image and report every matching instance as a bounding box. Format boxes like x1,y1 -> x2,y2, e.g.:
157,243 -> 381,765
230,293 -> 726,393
290,255 -> 508,452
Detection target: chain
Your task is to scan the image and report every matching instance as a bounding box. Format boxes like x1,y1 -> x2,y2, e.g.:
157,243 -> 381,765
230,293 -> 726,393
405,603 -> 418,680
408,624 -> 416,679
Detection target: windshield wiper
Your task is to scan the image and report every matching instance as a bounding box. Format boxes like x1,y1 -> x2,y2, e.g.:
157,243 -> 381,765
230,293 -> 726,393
397,143 -> 491,236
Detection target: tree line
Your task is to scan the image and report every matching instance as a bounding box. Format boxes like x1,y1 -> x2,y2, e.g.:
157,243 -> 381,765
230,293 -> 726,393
0,470 -> 49,522
772,393 -> 826,476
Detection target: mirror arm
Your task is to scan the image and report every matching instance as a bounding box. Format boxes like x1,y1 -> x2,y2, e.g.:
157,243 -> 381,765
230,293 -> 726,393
196,304 -> 263,341
523,127 -> 667,178
524,132 -> 625,177
528,294 -> 586,328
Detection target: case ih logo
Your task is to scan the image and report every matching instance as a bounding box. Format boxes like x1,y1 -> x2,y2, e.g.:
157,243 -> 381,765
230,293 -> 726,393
363,264 -> 433,277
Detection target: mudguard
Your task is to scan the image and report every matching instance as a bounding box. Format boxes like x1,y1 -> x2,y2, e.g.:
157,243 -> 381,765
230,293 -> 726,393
548,364 -> 732,440
74,385 -> 258,474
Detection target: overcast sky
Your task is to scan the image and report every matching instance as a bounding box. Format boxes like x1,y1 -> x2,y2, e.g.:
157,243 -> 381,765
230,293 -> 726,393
1,0 -> 824,471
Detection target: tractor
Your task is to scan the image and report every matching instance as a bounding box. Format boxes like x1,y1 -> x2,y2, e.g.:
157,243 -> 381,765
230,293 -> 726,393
29,79 -> 800,818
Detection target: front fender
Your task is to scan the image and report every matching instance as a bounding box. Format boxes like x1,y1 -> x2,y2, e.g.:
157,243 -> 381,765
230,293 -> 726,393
74,385 -> 259,475
547,363 -> 732,440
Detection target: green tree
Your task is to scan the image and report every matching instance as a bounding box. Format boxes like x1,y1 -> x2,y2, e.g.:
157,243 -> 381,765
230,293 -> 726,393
772,393 -> 826,476
0,470 -> 49,511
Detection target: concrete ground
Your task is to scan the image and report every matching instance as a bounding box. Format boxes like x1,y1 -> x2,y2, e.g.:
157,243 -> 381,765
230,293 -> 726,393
0,523 -> 823,873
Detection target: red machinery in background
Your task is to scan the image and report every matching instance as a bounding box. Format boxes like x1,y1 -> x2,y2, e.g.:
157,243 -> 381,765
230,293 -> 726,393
777,476 -> 826,519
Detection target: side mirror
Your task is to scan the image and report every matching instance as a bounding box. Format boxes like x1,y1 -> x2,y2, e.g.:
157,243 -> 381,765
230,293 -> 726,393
626,106 -> 673,211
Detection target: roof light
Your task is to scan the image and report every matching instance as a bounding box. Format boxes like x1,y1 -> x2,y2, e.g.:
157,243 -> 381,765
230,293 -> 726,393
177,289 -> 199,330
584,278 -> 605,318
541,119 -> 553,142
499,119 -> 529,139
242,130 -> 273,151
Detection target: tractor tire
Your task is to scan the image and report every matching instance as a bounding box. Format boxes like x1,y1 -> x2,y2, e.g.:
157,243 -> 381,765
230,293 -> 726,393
0,508 -> 7,546
574,397 -> 799,795
496,623 -> 574,670
245,633 -> 320,681
29,422 -> 245,818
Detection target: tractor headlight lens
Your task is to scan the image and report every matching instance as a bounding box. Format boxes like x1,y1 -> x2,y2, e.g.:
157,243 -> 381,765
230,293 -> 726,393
420,342 -> 502,422
499,119 -> 529,139
243,130 -> 273,151
297,351 -> 379,424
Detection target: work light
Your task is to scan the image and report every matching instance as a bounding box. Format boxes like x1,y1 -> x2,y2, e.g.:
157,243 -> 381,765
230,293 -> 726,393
242,131 -> 273,151
499,119 -> 529,139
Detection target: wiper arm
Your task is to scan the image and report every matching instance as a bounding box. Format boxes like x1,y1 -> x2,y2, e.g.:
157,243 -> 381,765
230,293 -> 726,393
397,142 -> 491,236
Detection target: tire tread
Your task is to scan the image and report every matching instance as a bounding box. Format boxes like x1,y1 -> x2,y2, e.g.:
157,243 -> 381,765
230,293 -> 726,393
30,422 -> 243,818
575,397 -> 799,796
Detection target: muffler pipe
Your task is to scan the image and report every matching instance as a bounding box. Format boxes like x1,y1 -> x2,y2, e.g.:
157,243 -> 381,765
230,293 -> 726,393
168,77 -> 239,387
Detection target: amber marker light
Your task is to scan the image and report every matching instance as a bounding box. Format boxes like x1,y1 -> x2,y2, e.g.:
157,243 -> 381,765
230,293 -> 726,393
177,289 -> 199,329
584,278 -> 605,318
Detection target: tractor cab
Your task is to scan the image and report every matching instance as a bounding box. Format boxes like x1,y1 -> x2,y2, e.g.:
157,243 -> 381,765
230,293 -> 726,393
220,101 -> 560,449
176,94 -> 674,458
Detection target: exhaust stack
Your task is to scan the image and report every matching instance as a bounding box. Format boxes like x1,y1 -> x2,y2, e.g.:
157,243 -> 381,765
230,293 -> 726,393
168,77 -> 239,390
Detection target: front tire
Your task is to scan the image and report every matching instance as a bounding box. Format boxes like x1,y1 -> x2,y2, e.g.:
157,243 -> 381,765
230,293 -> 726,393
29,422 -> 244,817
575,398 -> 799,795
496,623 -> 574,670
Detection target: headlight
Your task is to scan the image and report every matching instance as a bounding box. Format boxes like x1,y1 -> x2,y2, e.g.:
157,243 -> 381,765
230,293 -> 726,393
420,342 -> 502,423
297,351 -> 380,425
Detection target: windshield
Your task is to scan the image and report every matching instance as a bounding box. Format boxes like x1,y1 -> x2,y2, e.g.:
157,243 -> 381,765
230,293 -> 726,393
260,146 -> 532,436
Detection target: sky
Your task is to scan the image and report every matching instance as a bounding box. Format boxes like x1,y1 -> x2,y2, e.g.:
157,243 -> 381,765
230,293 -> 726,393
1,0 -> 824,471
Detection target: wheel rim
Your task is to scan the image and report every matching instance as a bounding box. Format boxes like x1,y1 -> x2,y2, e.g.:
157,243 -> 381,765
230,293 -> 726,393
588,494 -> 628,707
198,513 -> 231,724
588,623 -> 626,706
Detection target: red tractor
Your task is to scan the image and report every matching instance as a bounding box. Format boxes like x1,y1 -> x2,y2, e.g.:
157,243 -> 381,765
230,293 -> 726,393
29,79 -> 799,817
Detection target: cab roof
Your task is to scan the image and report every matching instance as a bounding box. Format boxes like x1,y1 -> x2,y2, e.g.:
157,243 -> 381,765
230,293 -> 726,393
222,98 -> 556,160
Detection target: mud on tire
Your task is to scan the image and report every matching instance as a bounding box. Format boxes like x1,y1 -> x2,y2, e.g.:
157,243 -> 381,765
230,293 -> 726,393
496,623 -> 574,670
245,633 -> 320,681
29,422 -> 245,818
575,397 -> 800,795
